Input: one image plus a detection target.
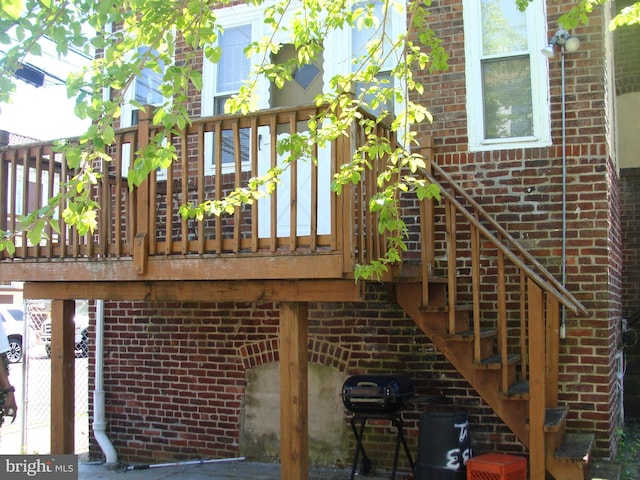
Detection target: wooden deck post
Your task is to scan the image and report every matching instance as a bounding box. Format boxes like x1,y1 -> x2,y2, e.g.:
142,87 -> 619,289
50,299 -> 76,454
133,106 -> 152,275
279,302 -> 309,480
527,280 -> 546,480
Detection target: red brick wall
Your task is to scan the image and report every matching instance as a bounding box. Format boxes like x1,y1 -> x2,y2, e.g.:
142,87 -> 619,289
616,0 -> 640,419
621,169 -> 640,417
89,284 -> 528,466
414,0 -> 620,458
88,0 -> 623,468
614,0 -> 640,96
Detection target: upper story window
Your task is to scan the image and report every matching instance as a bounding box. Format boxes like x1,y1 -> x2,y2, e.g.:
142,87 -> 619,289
215,25 -> 252,115
121,47 -> 165,128
119,46 -> 168,179
463,0 -> 550,151
201,11 -> 256,175
352,0 -> 401,117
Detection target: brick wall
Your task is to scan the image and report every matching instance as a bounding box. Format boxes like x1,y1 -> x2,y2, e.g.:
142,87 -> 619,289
89,284 -> 527,467
616,0 -> 640,420
614,0 -> 640,96
414,0 -> 620,458
621,170 -> 640,417
88,0 -> 623,468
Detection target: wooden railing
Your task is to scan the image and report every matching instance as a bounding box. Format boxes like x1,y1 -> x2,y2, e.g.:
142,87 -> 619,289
417,154 -> 587,477
0,105 -> 391,278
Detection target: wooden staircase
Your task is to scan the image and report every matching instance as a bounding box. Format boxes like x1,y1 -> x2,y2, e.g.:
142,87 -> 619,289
392,154 -> 594,480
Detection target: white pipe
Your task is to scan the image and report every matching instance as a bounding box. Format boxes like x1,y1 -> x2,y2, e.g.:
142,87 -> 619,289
93,299 -> 118,465
126,456 -> 247,471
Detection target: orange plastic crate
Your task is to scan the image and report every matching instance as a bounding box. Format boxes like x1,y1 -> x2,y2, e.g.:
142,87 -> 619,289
467,453 -> 527,480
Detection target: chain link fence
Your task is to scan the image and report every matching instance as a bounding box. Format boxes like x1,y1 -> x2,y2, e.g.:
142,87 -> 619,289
0,300 -> 89,457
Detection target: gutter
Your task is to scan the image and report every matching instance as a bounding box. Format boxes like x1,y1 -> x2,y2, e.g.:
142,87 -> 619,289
93,299 -> 118,465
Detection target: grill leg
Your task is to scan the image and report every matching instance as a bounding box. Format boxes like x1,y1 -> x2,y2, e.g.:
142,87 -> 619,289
390,416 -> 414,480
349,416 -> 371,480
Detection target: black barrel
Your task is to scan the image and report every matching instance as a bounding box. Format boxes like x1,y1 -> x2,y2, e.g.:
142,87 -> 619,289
415,411 -> 471,480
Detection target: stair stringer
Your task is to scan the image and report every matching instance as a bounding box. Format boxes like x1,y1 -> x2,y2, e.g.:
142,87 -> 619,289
395,282 -> 530,447
396,282 -> 591,480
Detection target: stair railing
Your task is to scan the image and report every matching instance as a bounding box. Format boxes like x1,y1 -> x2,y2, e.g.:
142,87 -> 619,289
416,156 -> 586,478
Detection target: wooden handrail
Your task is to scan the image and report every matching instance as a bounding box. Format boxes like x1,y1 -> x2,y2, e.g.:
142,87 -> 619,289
0,104 -> 390,281
419,163 -> 587,316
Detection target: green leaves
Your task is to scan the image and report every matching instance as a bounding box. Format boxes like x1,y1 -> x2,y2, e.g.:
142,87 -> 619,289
1,0 -> 23,20
0,0 -> 451,281
610,3 -> 640,29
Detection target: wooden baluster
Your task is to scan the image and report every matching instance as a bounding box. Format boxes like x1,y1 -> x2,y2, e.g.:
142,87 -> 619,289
420,137 -> 435,307
497,233 -> 508,392
0,151 -> 8,238
197,124 -> 206,255
214,121 -> 223,254
181,129 -> 189,255
446,200 -> 457,335
545,295 -> 560,407
471,219 -> 481,362
20,148 -> 28,257
520,258 -> 528,382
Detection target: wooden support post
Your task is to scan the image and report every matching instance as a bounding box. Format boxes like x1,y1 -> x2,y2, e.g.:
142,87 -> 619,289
133,106 -> 151,274
50,299 -> 76,454
279,302 -> 309,480
527,280 -> 546,480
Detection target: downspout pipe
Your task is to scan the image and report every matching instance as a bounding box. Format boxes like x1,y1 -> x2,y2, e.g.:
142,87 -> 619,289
93,299 -> 118,465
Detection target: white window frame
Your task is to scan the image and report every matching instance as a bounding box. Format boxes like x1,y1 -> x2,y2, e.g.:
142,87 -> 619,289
462,0 -> 551,151
324,0 -> 406,119
120,46 -> 171,180
120,47 -> 168,129
201,5 -> 264,176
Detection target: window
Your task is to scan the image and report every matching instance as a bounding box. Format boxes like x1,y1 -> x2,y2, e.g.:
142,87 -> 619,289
8,165 -> 59,216
202,15 -> 256,175
352,0 -> 401,117
463,0 -> 550,151
120,47 -> 165,128
119,46 -> 168,179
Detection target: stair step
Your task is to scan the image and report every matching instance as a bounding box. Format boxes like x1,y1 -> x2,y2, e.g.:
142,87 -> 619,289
587,462 -> 621,480
524,406 -> 570,432
544,406 -> 569,432
475,353 -> 521,369
555,432 -> 595,464
392,263 -> 447,283
447,328 -> 497,342
501,380 -> 529,399
421,303 -> 473,313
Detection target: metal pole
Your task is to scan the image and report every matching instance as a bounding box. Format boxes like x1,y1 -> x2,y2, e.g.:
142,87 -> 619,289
560,44 -> 567,339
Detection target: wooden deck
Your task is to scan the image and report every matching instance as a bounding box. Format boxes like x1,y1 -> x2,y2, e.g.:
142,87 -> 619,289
0,104 -> 592,480
0,104 -> 392,286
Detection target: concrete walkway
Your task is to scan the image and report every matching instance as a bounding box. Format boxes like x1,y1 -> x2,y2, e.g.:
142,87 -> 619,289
79,460 -> 406,480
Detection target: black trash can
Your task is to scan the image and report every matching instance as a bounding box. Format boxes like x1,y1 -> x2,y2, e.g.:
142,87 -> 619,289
415,411 -> 471,480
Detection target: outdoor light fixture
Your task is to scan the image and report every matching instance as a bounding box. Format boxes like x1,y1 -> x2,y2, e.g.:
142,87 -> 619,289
541,28 -> 581,58
541,26 -> 580,340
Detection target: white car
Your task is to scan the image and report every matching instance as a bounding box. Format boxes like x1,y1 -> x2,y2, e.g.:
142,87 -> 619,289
0,305 -> 26,363
40,301 -> 89,358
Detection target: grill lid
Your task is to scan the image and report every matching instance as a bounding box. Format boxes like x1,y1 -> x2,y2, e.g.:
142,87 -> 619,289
342,374 -> 415,415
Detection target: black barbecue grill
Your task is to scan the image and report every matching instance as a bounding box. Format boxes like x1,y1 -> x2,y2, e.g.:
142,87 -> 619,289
342,375 -> 416,480
342,374 -> 415,415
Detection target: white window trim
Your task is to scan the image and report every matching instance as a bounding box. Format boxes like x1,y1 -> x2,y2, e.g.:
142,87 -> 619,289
462,0 -> 551,152
324,0 -> 406,114
120,47 -> 172,180
200,1 -> 408,175
201,6 -> 265,176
